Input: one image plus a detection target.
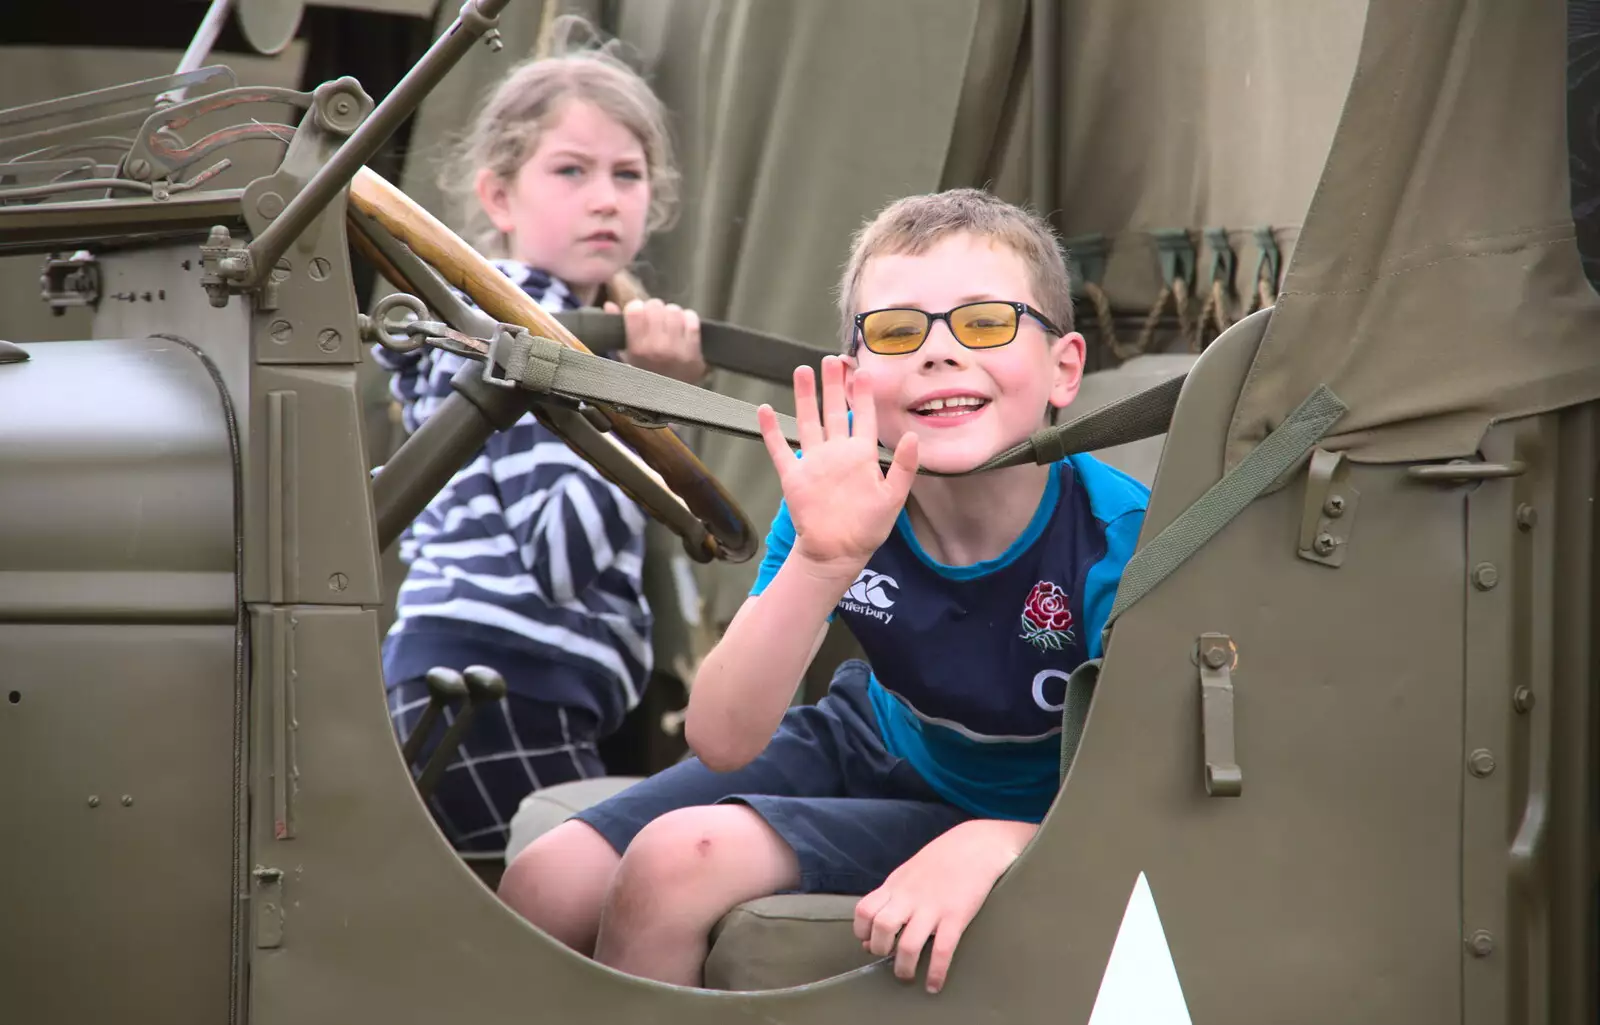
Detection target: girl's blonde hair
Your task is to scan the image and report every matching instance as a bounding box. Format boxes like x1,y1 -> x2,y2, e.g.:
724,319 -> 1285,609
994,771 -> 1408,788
439,15 -> 681,259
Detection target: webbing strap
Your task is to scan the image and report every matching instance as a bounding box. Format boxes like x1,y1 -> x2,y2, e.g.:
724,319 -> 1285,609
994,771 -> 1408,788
553,309 -> 831,388
486,330 -> 1190,478
1056,384 -> 1348,780
486,329 -> 809,445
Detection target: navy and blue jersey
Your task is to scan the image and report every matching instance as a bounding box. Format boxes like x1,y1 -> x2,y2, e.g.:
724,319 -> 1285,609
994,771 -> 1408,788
750,454 -> 1148,823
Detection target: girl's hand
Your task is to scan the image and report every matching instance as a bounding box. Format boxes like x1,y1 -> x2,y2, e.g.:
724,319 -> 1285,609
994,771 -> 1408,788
757,356 -> 918,575
608,298 -> 708,383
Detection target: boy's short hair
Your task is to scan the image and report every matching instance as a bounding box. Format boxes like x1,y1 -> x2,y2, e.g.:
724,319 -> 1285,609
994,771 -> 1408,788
835,188 -> 1075,352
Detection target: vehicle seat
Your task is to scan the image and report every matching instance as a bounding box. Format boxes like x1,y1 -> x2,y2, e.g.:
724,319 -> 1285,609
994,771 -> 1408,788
500,353 -> 1201,991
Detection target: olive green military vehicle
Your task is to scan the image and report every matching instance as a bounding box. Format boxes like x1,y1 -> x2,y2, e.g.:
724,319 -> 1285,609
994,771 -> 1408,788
3,0 -> 1599,1023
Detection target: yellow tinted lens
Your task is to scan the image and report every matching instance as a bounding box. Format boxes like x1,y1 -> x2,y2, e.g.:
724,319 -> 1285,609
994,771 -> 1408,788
951,302 -> 1018,348
861,309 -> 929,353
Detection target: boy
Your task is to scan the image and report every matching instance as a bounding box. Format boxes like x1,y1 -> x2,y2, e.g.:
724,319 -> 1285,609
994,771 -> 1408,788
498,188 -> 1149,994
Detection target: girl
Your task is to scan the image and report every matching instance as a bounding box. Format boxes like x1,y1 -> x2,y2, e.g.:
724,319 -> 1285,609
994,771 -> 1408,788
373,17 -> 706,855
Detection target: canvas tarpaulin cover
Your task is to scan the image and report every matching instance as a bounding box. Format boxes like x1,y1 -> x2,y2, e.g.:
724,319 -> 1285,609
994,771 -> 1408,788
1225,0 -> 1600,469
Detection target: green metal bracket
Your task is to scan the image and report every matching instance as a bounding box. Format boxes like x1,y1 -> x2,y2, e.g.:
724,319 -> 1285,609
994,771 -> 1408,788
1151,228 -> 1196,290
1203,227 -> 1236,288
1252,226 -> 1281,293
1064,233 -> 1109,297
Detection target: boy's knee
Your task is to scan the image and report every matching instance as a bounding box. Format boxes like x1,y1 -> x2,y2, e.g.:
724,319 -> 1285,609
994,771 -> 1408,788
606,806 -> 797,924
614,807 -> 740,891
498,819 -> 619,924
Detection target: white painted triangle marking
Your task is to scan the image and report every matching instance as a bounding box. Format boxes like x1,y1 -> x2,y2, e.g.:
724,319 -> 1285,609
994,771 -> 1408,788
1085,872 -> 1193,1025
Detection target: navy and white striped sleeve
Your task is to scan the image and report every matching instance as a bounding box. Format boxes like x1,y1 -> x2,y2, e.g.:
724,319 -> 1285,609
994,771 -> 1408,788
486,424 -> 646,604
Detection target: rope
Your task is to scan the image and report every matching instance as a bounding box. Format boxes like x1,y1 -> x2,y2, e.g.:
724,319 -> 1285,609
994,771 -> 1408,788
1082,280 -> 1121,363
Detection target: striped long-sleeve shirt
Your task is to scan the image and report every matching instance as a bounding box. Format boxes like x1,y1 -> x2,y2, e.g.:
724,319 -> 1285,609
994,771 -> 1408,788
372,260 -> 651,737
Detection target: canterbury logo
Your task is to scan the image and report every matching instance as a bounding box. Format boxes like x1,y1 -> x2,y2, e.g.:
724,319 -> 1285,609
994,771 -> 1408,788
844,570 -> 898,610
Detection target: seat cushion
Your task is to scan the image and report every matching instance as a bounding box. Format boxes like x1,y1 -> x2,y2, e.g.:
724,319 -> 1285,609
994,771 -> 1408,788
504,776 -> 879,990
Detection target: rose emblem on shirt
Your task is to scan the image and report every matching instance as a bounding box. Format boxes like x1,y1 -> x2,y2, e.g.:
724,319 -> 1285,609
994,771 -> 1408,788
1020,580 -> 1075,651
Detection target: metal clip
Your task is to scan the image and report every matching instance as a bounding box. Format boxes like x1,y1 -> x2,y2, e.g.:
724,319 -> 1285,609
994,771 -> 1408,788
39,250 -> 100,314
1298,447 -> 1359,567
1197,633 -> 1242,797
1151,228 -> 1197,292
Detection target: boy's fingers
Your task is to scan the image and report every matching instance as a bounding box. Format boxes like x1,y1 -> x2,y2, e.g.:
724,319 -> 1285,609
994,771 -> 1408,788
853,888 -> 891,943
893,912 -> 937,982
603,300 -> 620,314
756,405 -> 795,477
868,898 -> 911,957
849,367 -> 877,443
881,433 -> 920,502
792,365 -> 823,452
924,917 -> 970,994
820,356 -> 850,439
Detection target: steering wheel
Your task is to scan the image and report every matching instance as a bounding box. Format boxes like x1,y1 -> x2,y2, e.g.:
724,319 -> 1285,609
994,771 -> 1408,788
345,167 -> 758,564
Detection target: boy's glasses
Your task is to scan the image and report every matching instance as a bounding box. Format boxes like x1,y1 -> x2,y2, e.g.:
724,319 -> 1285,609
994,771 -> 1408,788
852,301 -> 1063,356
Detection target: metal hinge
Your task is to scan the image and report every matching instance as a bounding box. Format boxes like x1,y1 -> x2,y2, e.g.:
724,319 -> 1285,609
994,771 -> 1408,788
1197,633 -> 1242,797
252,866 -> 285,948
1298,447 -> 1359,567
39,251 -> 100,314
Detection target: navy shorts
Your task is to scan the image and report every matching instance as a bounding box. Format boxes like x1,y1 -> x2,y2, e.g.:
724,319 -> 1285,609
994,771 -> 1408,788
389,679 -> 606,853
573,660 -> 973,895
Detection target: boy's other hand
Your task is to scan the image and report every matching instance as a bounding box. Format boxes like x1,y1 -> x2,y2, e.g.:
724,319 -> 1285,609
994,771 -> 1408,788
852,819 -> 1037,993
609,298 -> 708,384
757,356 -> 919,576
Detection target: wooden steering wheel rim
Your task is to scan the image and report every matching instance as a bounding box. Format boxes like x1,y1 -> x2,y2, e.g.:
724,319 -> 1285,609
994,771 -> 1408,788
346,166 -> 757,563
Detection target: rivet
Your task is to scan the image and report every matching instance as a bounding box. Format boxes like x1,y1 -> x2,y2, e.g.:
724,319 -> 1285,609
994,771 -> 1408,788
257,191 -> 286,220
121,795 -> 134,807
1468,749 -> 1496,777
1472,563 -> 1499,590
1516,504 -> 1537,531
1513,687 -> 1534,713
1467,930 -> 1494,957
1313,533 -> 1337,556
317,328 -> 342,353
87,795 -> 100,808
1323,495 -> 1345,517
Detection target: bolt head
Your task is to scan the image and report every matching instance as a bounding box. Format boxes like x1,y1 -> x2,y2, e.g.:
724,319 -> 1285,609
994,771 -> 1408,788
1468,930 -> 1494,957
1472,563 -> 1499,590
1513,687 -> 1535,713
1516,504 -> 1538,530
1203,645 -> 1229,669
1469,749 -> 1496,777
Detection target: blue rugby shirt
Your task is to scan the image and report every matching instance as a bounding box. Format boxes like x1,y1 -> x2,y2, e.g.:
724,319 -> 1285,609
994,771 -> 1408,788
371,260 -> 651,736
750,454 -> 1148,822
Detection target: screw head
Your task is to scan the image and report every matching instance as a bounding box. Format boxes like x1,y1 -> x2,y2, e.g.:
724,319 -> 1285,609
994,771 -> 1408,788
1513,687 -> 1535,713
317,328 -> 342,353
1313,533 -> 1337,556
1472,563 -> 1499,590
257,191 -> 286,220
1323,495 -> 1346,517
121,795 -> 133,807
127,158 -> 151,181
1467,930 -> 1494,957
309,257 -> 332,282
1469,749 -> 1496,777
87,795 -> 100,808
328,572 -> 349,592
269,320 -> 293,345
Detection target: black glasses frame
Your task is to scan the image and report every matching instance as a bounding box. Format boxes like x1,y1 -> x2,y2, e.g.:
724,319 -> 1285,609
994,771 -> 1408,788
851,300 -> 1064,355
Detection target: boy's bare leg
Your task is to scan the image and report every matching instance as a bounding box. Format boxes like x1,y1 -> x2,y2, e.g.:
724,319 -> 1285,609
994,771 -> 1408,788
593,805 -> 801,986
498,820 -> 622,956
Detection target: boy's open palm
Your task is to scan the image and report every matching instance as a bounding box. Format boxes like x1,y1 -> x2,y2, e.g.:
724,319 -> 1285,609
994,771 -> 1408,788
758,357 -> 918,571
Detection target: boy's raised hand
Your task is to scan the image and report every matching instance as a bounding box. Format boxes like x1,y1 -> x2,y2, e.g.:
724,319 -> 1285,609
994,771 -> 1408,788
757,356 -> 918,574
